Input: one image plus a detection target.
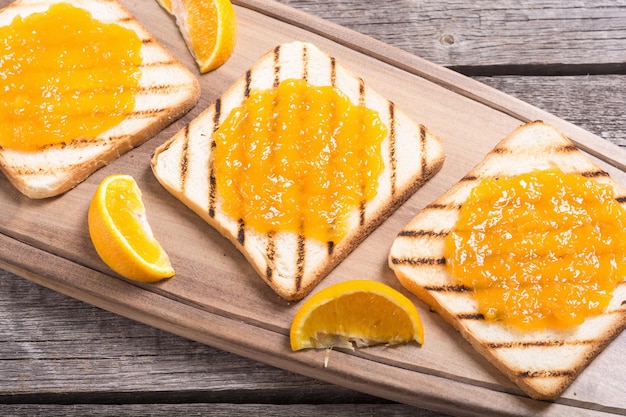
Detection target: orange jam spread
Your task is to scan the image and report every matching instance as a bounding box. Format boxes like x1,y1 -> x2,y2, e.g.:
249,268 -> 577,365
213,78 -> 387,244
445,168 -> 626,330
0,3 -> 142,151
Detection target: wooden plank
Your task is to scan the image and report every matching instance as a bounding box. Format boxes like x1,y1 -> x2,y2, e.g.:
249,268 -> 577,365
276,0 -> 626,70
0,272 -> 371,403
0,0 -> 625,416
476,75 -> 626,146
0,404 -> 441,417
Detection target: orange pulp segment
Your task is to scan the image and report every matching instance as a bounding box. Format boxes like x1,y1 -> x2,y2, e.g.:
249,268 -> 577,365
290,280 -> 424,351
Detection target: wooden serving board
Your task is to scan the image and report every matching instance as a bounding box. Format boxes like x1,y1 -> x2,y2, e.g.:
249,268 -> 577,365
1,0 -> 625,415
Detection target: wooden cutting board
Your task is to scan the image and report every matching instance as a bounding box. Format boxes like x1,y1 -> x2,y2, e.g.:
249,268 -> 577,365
1,0 -> 625,415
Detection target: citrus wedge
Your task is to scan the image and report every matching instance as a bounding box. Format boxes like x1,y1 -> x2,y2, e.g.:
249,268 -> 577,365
88,174 -> 175,282
290,280 -> 424,351
156,0 -> 173,13
170,0 -> 237,73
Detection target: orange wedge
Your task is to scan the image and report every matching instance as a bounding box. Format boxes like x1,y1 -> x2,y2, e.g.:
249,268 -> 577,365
290,280 -> 424,351
156,0 -> 173,13
88,174 -> 175,282
169,0 -> 237,73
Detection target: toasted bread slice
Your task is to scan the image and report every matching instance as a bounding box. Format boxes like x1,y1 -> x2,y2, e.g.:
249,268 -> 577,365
389,121 -> 626,400
0,0 -> 200,199
151,41 -> 445,300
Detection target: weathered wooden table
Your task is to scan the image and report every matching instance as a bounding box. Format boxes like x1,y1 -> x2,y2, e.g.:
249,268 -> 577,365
1,0 -> 624,416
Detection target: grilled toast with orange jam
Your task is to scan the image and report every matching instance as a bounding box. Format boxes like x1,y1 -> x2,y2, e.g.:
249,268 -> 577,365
0,0 -> 200,198
389,121 -> 626,400
151,41 -> 445,300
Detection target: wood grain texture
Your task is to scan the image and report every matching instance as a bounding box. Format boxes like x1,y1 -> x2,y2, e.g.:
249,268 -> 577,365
1,0 -> 625,416
476,75 -> 626,146
0,404 -> 443,417
0,271 -> 376,400
278,0 -> 626,71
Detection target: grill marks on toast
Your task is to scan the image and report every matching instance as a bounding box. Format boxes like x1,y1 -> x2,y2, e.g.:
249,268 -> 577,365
419,125 -> 429,180
356,79 -> 368,227
234,43 -> 317,289
492,143 -> 577,155
1,0 -> 200,198
580,170 -> 610,179
518,369 -> 576,379
391,256 -> 446,267
13,70 -> 188,175
245,70 -> 252,98
397,229 -> 447,238
388,102 -> 398,196
488,339 -> 595,349
390,209 -> 451,269
394,207 -> 614,384
208,99 -> 221,219
26,56 -> 195,155
152,42 -> 444,300
272,45 -> 281,88
302,44 -> 309,82
265,231 -> 276,281
389,123 -> 626,398
389,172 -> 626,271
103,19 -> 191,124
424,284 -> 471,293
204,42 -> 405,293
296,233 -> 306,292
263,48 -> 281,285
179,125 -> 190,192
13,71 -> 188,158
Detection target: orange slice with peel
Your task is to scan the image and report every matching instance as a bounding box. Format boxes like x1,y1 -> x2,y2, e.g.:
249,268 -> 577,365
156,0 -> 173,13
290,280 -> 424,351
169,0 -> 237,73
88,174 -> 174,282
